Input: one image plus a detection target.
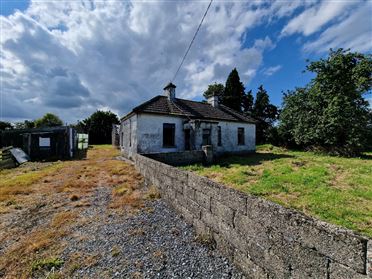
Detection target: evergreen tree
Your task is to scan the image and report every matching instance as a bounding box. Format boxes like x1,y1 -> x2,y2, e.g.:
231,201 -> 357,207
278,49 -> 372,155
203,83 -> 224,100
242,90 -> 254,115
252,85 -> 278,144
222,68 -> 245,111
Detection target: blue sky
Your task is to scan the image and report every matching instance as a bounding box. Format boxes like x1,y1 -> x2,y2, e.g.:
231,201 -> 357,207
1,0 -> 371,123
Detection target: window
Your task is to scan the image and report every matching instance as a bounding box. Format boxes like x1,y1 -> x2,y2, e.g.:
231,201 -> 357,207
163,123 -> 175,147
217,126 -> 222,146
202,129 -> 211,145
238,127 -> 245,145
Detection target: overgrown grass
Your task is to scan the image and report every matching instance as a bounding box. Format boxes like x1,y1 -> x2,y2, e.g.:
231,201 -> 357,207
182,144 -> 372,237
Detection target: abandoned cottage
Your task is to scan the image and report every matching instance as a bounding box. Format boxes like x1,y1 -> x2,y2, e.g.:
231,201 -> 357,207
119,83 -> 256,160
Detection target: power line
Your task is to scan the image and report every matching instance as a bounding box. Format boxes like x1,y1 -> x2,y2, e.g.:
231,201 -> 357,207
171,0 -> 213,82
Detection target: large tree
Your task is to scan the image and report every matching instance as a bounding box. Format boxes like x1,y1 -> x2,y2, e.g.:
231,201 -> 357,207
14,120 -> 35,129
80,110 -> 120,144
252,85 -> 278,144
203,83 -> 224,100
242,90 -> 254,115
279,49 -> 372,155
221,68 -> 245,111
0,121 -> 12,131
34,113 -> 63,128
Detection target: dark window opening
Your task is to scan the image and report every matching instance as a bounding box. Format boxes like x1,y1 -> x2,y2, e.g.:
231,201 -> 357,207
217,126 -> 222,146
238,127 -> 245,145
163,123 -> 175,147
202,129 -> 211,145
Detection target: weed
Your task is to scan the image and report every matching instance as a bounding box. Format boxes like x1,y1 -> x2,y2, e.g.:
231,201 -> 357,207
111,246 -> 121,257
31,257 -> 64,273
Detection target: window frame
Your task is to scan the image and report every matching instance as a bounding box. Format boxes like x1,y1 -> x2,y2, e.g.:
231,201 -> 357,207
202,128 -> 211,146
237,127 -> 245,145
217,126 -> 222,146
163,123 -> 176,148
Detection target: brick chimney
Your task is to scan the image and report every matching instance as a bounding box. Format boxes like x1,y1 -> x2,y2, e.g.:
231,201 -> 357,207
164,82 -> 176,101
207,94 -> 219,107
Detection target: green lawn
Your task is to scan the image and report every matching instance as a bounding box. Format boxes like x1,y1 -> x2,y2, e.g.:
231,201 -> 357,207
182,145 -> 372,237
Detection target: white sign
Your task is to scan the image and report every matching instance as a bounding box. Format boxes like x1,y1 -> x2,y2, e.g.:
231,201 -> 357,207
39,137 -> 51,147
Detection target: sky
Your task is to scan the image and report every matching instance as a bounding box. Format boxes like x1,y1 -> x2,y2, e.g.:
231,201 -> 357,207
1,0 -> 371,124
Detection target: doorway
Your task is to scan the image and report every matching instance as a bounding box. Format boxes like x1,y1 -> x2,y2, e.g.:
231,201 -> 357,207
185,129 -> 190,150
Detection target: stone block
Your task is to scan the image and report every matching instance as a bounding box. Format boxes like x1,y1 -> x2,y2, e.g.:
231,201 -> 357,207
329,262 -> 367,279
188,172 -> 221,198
195,190 -> 211,211
233,250 -> 268,279
218,186 -> 247,214
184,185 -> 196,200
213,231 -> 234,260
211,199 -> 234,227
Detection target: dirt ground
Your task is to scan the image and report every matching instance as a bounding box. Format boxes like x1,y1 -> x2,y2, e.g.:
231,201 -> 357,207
0,146 -> 243,279
0,146 -> 151,278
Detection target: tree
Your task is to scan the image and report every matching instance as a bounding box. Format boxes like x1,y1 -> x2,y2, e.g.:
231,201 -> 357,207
80,110 -> 119,144
14,120 -> 35,129
0,121 -> 12,130
242,90 -> 254,115
203,83 -> 224,100
34,113 -> 63,128
278,49 -> 372,156
252,85 -> 278,144
222,68 -> 245,111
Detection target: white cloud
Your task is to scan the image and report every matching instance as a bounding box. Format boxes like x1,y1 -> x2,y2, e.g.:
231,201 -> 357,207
281,1 -> 357,37
303,3 -> 372,53
2,0 -> 291,123
1,0 -> 367,124
262,65 -> 282,76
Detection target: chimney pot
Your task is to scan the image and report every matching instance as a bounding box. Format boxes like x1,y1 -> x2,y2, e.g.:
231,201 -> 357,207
164,82 -> 176,100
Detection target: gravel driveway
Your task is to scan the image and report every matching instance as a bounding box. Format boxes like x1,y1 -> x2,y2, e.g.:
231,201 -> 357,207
60,187 -> 245,279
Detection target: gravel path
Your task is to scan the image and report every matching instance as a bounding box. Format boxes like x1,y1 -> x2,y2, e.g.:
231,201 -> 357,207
60,187 -> 245,279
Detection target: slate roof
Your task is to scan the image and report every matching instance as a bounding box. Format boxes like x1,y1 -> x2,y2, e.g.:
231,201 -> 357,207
122,95 -> 256,123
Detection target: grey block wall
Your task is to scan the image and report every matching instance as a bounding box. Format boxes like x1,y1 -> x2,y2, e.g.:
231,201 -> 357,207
134,154 -> 371,278
144,151 -> 204,166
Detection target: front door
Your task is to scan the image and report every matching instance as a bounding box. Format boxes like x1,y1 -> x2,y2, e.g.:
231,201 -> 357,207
185,129 -> 190,150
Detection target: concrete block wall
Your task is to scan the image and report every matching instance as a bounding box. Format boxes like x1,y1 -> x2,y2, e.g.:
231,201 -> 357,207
134,154 -> 371,278
144,151 -> 204,166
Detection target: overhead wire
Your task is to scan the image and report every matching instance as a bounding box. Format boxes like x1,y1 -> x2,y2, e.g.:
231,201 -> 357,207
171,0 -> 213,82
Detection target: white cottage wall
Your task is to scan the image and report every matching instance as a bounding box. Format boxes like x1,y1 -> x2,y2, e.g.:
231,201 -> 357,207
216,121 -> 255,154
136,113 -> 187,154
120,114 -> 138,158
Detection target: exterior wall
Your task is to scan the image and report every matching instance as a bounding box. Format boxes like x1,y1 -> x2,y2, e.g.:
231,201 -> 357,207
136,113 -> 187,154
134,153 -> 371,279
119,114 -> 138,158
216,121 -> 255,154
120,112 -> 256,156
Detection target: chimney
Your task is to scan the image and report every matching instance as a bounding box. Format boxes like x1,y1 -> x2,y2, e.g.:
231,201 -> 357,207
207,94 -> 219,107
164,82 -> 176,101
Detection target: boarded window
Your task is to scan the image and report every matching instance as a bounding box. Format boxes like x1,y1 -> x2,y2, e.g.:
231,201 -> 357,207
238,127 -> 245,145
202,129 -> 211,145
217,126 -> 222,146
163,123 -> 175,147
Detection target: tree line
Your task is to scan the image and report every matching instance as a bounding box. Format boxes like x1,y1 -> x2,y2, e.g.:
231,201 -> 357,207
1,48 -> 371,156
203,49 -> 372,156
0,111 -> 119,145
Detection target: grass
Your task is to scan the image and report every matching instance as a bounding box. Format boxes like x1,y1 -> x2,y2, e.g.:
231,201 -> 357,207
182,144 -> 372,237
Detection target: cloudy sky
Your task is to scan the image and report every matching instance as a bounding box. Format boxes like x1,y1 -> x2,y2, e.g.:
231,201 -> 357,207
1,0 -> 371,124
